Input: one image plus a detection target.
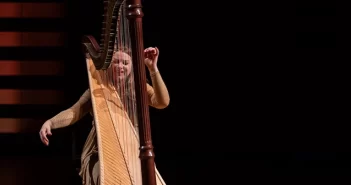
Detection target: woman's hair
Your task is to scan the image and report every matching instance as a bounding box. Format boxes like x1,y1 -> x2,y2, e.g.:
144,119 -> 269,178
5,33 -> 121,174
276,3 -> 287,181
114,44 -> 131,54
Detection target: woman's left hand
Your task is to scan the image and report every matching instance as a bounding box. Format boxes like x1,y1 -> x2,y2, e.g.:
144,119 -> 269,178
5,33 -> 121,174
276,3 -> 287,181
144,47 -> 159,71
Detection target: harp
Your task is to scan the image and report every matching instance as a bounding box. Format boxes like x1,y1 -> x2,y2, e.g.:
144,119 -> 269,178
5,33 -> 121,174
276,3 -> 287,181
82,0 -> 165,185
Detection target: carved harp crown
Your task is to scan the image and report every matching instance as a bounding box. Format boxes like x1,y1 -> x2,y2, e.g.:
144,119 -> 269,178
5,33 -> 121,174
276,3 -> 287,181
82,0 -> 165,185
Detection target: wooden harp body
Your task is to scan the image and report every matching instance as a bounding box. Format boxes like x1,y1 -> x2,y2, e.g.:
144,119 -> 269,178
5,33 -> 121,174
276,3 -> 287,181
82,0 -> 165,185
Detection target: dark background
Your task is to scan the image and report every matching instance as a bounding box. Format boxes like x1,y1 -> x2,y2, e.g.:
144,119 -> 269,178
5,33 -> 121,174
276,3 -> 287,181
0,0 -> 350,185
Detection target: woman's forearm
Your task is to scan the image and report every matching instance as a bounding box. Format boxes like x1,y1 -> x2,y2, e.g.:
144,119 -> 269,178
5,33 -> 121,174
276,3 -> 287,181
49,108 -> 83,129
147,69 -> 170,109
49,89 -> 92,129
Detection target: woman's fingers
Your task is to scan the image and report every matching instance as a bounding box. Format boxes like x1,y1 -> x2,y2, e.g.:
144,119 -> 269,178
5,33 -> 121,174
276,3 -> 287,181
39,129 -> 49,146
144,47 -> 157,54
144,47 -> 158,61
155,47 -> 159,55
39,131 -> 43,142
47,128 -> 52,136
147,48 -> 156,54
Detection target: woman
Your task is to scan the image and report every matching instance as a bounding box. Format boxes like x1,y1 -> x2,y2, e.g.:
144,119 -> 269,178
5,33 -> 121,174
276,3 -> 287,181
39,47 -> 170,185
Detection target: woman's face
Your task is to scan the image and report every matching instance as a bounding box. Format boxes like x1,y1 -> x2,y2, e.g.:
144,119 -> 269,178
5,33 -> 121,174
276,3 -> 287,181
111,51 -> 132,82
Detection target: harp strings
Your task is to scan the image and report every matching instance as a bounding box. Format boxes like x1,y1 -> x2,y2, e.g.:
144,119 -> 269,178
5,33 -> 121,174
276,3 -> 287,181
99,2 -> 142,184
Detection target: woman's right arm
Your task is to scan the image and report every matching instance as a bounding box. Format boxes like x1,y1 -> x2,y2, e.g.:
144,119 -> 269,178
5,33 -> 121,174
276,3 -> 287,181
49,89 -> 92,129
39,89 -> 92,146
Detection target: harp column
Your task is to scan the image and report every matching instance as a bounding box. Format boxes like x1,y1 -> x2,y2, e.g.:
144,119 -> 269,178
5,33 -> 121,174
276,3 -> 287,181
126,1 -> 157,185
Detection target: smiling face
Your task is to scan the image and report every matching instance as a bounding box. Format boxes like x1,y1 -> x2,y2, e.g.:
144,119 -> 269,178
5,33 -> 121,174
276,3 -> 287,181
111,50 -> 132,83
